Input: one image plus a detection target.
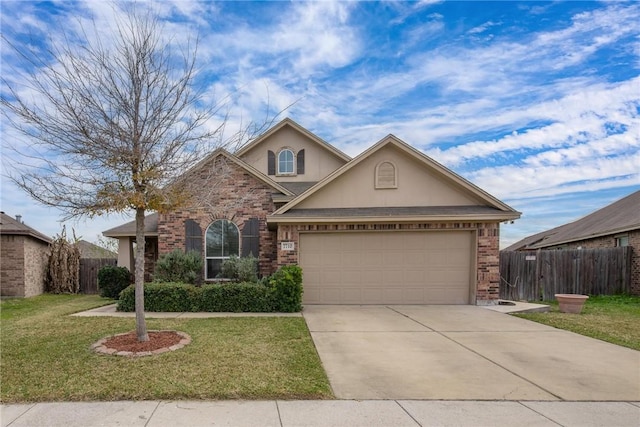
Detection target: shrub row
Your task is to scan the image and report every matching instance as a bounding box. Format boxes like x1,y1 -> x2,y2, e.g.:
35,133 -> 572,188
116,265 -> 303,313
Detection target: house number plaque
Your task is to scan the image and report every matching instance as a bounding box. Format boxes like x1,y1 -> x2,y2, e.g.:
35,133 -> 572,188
281,242 -> 295,251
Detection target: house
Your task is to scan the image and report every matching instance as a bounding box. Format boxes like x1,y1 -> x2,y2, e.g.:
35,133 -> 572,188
104,118 -> 520,305
0,212 -> 51,297
77,240 -> 117,260
504,190 -> 640,295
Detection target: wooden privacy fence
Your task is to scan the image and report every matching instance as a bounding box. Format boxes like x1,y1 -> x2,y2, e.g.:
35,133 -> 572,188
79,258 -> 117,294
500,247 -> 632,301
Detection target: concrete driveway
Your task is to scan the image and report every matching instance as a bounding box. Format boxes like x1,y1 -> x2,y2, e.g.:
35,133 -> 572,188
303,305 -> 640,401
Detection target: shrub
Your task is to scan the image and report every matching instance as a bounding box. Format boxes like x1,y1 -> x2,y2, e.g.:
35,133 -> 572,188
200,283 -> 272,312
116,265 -> 304,313
154,249 -> 203,284
266,265 -> 303,312
97,265 -> 131,299
117,282 -> 201,312
219,255 -> 258,282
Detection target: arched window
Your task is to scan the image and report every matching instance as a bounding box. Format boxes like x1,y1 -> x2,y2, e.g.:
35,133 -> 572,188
375,161 -> 397,189
205,219 -> 239,279
278,149 -> 294,174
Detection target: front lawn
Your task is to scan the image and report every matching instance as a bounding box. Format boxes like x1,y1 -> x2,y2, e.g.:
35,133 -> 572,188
0,295 -> 333,403
515,295 -> 640,351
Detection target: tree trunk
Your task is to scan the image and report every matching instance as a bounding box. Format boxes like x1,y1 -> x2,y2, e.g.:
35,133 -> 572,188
135,207 -> 149,342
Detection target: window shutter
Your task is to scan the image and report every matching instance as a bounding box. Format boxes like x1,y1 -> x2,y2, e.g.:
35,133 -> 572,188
185,219 -> 202,254
297,149 -> 305,175
241,218 -> 260,259
267,151 -> 275,175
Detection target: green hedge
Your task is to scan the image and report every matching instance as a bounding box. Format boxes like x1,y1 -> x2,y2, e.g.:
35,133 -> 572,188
200,283 -> 272,312
116,282 -> 200,312
116,265 -> 303,313
97,265 -> 132,299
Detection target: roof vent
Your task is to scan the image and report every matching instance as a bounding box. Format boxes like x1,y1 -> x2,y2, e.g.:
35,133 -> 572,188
15,215 -> 22,223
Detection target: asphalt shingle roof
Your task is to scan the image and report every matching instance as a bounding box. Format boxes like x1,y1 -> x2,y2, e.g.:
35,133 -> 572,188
0,212 -> 52,243
504,190 -> 640,251
102,213 -> 159,237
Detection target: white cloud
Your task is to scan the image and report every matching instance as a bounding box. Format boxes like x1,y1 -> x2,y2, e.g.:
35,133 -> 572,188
2,1 -> 639,248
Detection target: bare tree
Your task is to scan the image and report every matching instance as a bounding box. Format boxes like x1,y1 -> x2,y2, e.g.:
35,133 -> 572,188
94,235 -> 119,254
1,6 -> 262,341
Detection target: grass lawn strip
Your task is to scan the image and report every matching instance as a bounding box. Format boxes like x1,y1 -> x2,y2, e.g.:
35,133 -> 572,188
0,295 -> 333,403
514,295 -> 640,351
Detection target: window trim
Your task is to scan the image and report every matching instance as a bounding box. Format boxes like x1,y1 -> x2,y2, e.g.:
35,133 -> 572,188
615,234 -> 629,247
205,219 -> 240,280
277,148 -> 295,176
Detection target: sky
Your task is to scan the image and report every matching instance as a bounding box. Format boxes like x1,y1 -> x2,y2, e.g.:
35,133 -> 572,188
1,0 -> 639,249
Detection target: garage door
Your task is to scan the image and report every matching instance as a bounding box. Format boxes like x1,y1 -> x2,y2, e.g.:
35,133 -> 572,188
299,231 -> 473,304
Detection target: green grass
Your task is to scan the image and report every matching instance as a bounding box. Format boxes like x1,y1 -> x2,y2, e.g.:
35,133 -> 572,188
0,295 -> 333,403
515,295 -> 640,350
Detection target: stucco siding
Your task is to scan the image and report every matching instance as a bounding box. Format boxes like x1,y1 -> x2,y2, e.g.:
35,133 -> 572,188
239,125 -> 347,182
295,145 -> 483,209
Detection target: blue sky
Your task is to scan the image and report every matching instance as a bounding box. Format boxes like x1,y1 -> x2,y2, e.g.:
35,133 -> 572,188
1,0 -> 639,248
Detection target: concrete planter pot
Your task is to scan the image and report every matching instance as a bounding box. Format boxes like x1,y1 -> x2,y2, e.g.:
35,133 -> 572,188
555,294 -> 589,314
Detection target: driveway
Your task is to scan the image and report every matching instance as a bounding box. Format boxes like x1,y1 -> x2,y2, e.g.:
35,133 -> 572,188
303,305 -> 640,401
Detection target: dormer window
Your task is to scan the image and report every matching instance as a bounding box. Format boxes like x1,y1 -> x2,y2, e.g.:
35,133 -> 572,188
278,149 -> 294,174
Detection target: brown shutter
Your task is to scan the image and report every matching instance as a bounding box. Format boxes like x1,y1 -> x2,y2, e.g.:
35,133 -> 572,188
296,149 -> 305,175
241,218 -> 260,258
267,150 -> 275,175
185,219 -> 202,254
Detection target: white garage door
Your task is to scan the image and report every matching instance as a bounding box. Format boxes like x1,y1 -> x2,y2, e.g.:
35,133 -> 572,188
299,231 -> 473,305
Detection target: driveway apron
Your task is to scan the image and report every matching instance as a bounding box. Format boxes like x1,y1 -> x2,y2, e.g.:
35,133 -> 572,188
302,305 -> 640,401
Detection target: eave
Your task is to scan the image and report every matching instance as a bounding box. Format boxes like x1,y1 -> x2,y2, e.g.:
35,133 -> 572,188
530,223 -> 640,249
267,211 -> 521,230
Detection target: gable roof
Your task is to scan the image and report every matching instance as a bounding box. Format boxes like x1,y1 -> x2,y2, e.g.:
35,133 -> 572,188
77,240 -> 117,259
269,134 -> 520,223
505,190 -> 640,251
235,117 -> 351,162
173,148 -> 295,197
103,149 -> 296,238
0,212 -> 52,244
103,213 -> 159,238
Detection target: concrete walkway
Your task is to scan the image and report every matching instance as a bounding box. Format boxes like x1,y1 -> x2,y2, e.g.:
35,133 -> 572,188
3,400 -> 640,426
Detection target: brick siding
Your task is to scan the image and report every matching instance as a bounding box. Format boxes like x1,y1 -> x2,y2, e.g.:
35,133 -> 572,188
153,155 -> 278,279
276,221 -> 501,305
1,235 -> 48,297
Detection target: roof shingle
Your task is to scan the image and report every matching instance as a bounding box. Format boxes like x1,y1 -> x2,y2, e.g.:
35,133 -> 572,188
504,190 -> 640,251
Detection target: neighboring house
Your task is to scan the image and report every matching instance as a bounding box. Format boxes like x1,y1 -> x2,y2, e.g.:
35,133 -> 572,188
77,240 -> 118,260
104,118 -> 520,305
504,190 -> 640,295
0,212 -> 51,297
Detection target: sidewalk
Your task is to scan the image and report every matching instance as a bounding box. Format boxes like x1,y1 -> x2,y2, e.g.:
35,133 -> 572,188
70,299 -> 549,318
2,400 -> 639,426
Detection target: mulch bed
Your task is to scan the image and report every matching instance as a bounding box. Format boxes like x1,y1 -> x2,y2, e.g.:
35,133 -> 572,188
92,330 -> 191,357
